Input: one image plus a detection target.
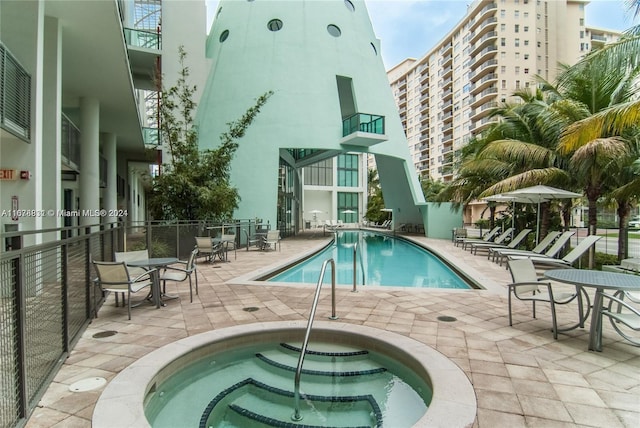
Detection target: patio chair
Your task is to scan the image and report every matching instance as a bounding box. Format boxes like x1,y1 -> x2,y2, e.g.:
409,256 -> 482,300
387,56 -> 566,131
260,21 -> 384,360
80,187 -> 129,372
220,233 -> 238,260
601,290 -> 640,346
195,237 -> 224,263
243,228 -> 262,251
508,235 -> 601,268
115,249 -> 149,276
470,229 -> 531,255
263,230 -> 281,251
497,231 -> 574,266
463,227 -> 513,250
158,248 -> 198,302
507,259 -> 587,339
455,226 -> 501,248
93,260 -> 156,320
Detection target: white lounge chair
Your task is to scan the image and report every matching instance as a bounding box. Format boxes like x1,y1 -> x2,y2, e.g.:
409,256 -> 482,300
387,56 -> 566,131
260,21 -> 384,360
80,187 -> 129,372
470,229 -> 532,255
455,226 -> 501,248
508,235 -> 602,268
497,231 -> 574,266
489,231 -> 561,263
463,227 -> 513,251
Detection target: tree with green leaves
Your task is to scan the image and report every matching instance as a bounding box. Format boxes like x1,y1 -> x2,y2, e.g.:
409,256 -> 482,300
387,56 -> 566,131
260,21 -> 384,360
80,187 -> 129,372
148,46 -> 272,221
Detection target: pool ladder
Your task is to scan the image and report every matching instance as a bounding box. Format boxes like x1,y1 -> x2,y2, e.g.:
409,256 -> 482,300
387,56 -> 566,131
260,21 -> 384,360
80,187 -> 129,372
353,241 -> 365,291
292,258 -> 338,422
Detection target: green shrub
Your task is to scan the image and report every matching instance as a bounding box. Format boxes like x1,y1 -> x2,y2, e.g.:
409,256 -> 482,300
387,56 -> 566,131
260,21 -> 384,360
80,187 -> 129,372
578,251 -> 619,271
129,239 -> 172,257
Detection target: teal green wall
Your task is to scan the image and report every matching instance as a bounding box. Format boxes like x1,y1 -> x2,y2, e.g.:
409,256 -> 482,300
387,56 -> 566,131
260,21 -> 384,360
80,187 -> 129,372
422,203 -> 464,239
196,0 -> 426,229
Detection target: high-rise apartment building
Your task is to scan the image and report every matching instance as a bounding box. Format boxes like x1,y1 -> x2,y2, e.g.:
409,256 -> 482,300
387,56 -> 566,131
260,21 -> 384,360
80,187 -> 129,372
387,0 -> 619,182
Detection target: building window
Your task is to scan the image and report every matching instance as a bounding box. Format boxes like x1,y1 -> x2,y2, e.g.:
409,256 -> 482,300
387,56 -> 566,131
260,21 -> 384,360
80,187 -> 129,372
515,80 -> 521,89
514,10 -> 519,18
580,18 -> 584,26
524,40 -> 529,46
501,65 -> 507,73
501,37 -> 506,46
500,9 -> 506,18
338,192 -> 358,222
327,24 -> 341,37
267,19 -> 283,31
524,26 -> 529,32
304,158 -> 333,185
501,79 -> 507,89
344,0 -> 355,12
515,52 -> 520,59
337,154 -> 359,187
515,66 -> 520,74
515,24 -> 519,33
515,38 -> 520,47
501,23 -> 506,31
524,68 -> 529,74
524,53 -> 529,60
219,29 -> 229,42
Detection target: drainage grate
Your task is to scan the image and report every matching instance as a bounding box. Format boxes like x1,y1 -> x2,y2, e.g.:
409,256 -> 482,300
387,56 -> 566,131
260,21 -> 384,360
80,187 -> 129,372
93,330 -> 118,338
437,315 -> 457,322
243,307 -> 259,312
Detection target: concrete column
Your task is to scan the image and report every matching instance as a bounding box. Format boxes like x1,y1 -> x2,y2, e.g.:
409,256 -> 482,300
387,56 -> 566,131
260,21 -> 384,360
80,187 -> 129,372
79,97 -> 100,227
42,15 -> 62,231
102,133 -> 117,224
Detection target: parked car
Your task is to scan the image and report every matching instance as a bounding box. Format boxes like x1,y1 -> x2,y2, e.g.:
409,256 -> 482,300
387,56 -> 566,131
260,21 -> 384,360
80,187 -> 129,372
629,217 -> 640,229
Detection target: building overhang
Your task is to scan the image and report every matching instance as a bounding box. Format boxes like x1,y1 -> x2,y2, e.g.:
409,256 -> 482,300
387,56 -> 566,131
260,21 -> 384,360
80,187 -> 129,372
339,132 -> 388,147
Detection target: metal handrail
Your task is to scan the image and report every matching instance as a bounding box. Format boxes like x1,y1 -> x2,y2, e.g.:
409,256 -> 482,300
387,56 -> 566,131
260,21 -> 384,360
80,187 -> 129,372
352,242 -> 365,291
292,258 -> 337,421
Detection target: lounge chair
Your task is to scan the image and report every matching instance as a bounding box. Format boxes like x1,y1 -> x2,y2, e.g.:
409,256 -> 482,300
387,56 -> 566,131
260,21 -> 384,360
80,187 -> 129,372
495,231 -> 573,266
508,235 -> 602,268
470,229 -> 531,255
507,259 -> 588,340
463,227 -> 513,251
455,226 -> 501,248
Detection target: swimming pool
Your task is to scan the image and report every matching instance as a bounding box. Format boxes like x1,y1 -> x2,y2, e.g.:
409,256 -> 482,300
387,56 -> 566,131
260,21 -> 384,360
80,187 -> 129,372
268,230 -> 472,289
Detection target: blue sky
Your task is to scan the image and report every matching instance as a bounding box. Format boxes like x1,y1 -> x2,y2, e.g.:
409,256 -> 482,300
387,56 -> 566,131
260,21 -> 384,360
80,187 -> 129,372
206,0 -> 635,69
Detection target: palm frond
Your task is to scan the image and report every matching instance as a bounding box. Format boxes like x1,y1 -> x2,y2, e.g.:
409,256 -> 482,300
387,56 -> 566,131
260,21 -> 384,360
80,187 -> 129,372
558,100 -> 640,151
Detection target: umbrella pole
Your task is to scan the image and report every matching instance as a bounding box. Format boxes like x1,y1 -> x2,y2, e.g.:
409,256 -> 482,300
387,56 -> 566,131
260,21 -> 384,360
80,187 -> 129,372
536,202 -> 540,244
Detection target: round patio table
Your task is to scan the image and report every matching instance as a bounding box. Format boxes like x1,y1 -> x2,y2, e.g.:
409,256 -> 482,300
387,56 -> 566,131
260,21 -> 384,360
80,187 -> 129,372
127,258 -> 179,308
544,269 -> 640,351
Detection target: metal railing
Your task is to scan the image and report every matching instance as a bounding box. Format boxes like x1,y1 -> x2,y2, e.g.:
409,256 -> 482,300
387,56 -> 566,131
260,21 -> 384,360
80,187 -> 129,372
352,242 -> 364,291
292,258 -> 338,421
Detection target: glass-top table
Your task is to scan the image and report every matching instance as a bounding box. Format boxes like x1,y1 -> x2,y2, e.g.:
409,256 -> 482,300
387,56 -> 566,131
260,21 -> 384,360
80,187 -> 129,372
127,258 -> 179,308
544,269 -> 640,351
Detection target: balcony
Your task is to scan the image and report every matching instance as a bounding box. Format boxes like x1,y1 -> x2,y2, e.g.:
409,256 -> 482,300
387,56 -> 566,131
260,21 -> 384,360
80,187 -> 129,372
143,127 -> 160,147
62,114 -> 81,171
470,73 -> 498,94
468,4 -> 497,33
340,113 -> 387,147
419,71 -> 429,85
469,59 -> 498,80
470,101 -> 498,122
1,42 -> 31,142
470,86 -> 498,108
469,31 -> 498,57
471,45 -> 497,67
124,28 -> 161,90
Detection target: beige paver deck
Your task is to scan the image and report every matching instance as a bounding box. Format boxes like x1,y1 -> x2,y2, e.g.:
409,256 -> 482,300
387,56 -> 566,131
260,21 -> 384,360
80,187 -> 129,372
25,230 -> 640,428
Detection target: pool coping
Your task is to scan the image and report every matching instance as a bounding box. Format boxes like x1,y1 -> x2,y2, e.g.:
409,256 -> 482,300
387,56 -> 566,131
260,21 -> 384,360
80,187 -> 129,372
92,321 -> 477,428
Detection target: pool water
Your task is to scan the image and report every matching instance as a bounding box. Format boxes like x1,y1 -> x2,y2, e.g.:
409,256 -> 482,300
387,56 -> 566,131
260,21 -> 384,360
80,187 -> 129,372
269,230 -> 471,288
144,341 -> 431,428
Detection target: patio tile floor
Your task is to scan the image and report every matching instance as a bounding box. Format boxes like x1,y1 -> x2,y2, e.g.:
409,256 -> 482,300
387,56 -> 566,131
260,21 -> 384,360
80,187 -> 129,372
25,230 -> 640,427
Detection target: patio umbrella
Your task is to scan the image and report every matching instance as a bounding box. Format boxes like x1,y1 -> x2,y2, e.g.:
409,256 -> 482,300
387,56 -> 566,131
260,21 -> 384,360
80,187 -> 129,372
502,185 -> 581,244
381,208 -> 392,220
309,209 -> 323,221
